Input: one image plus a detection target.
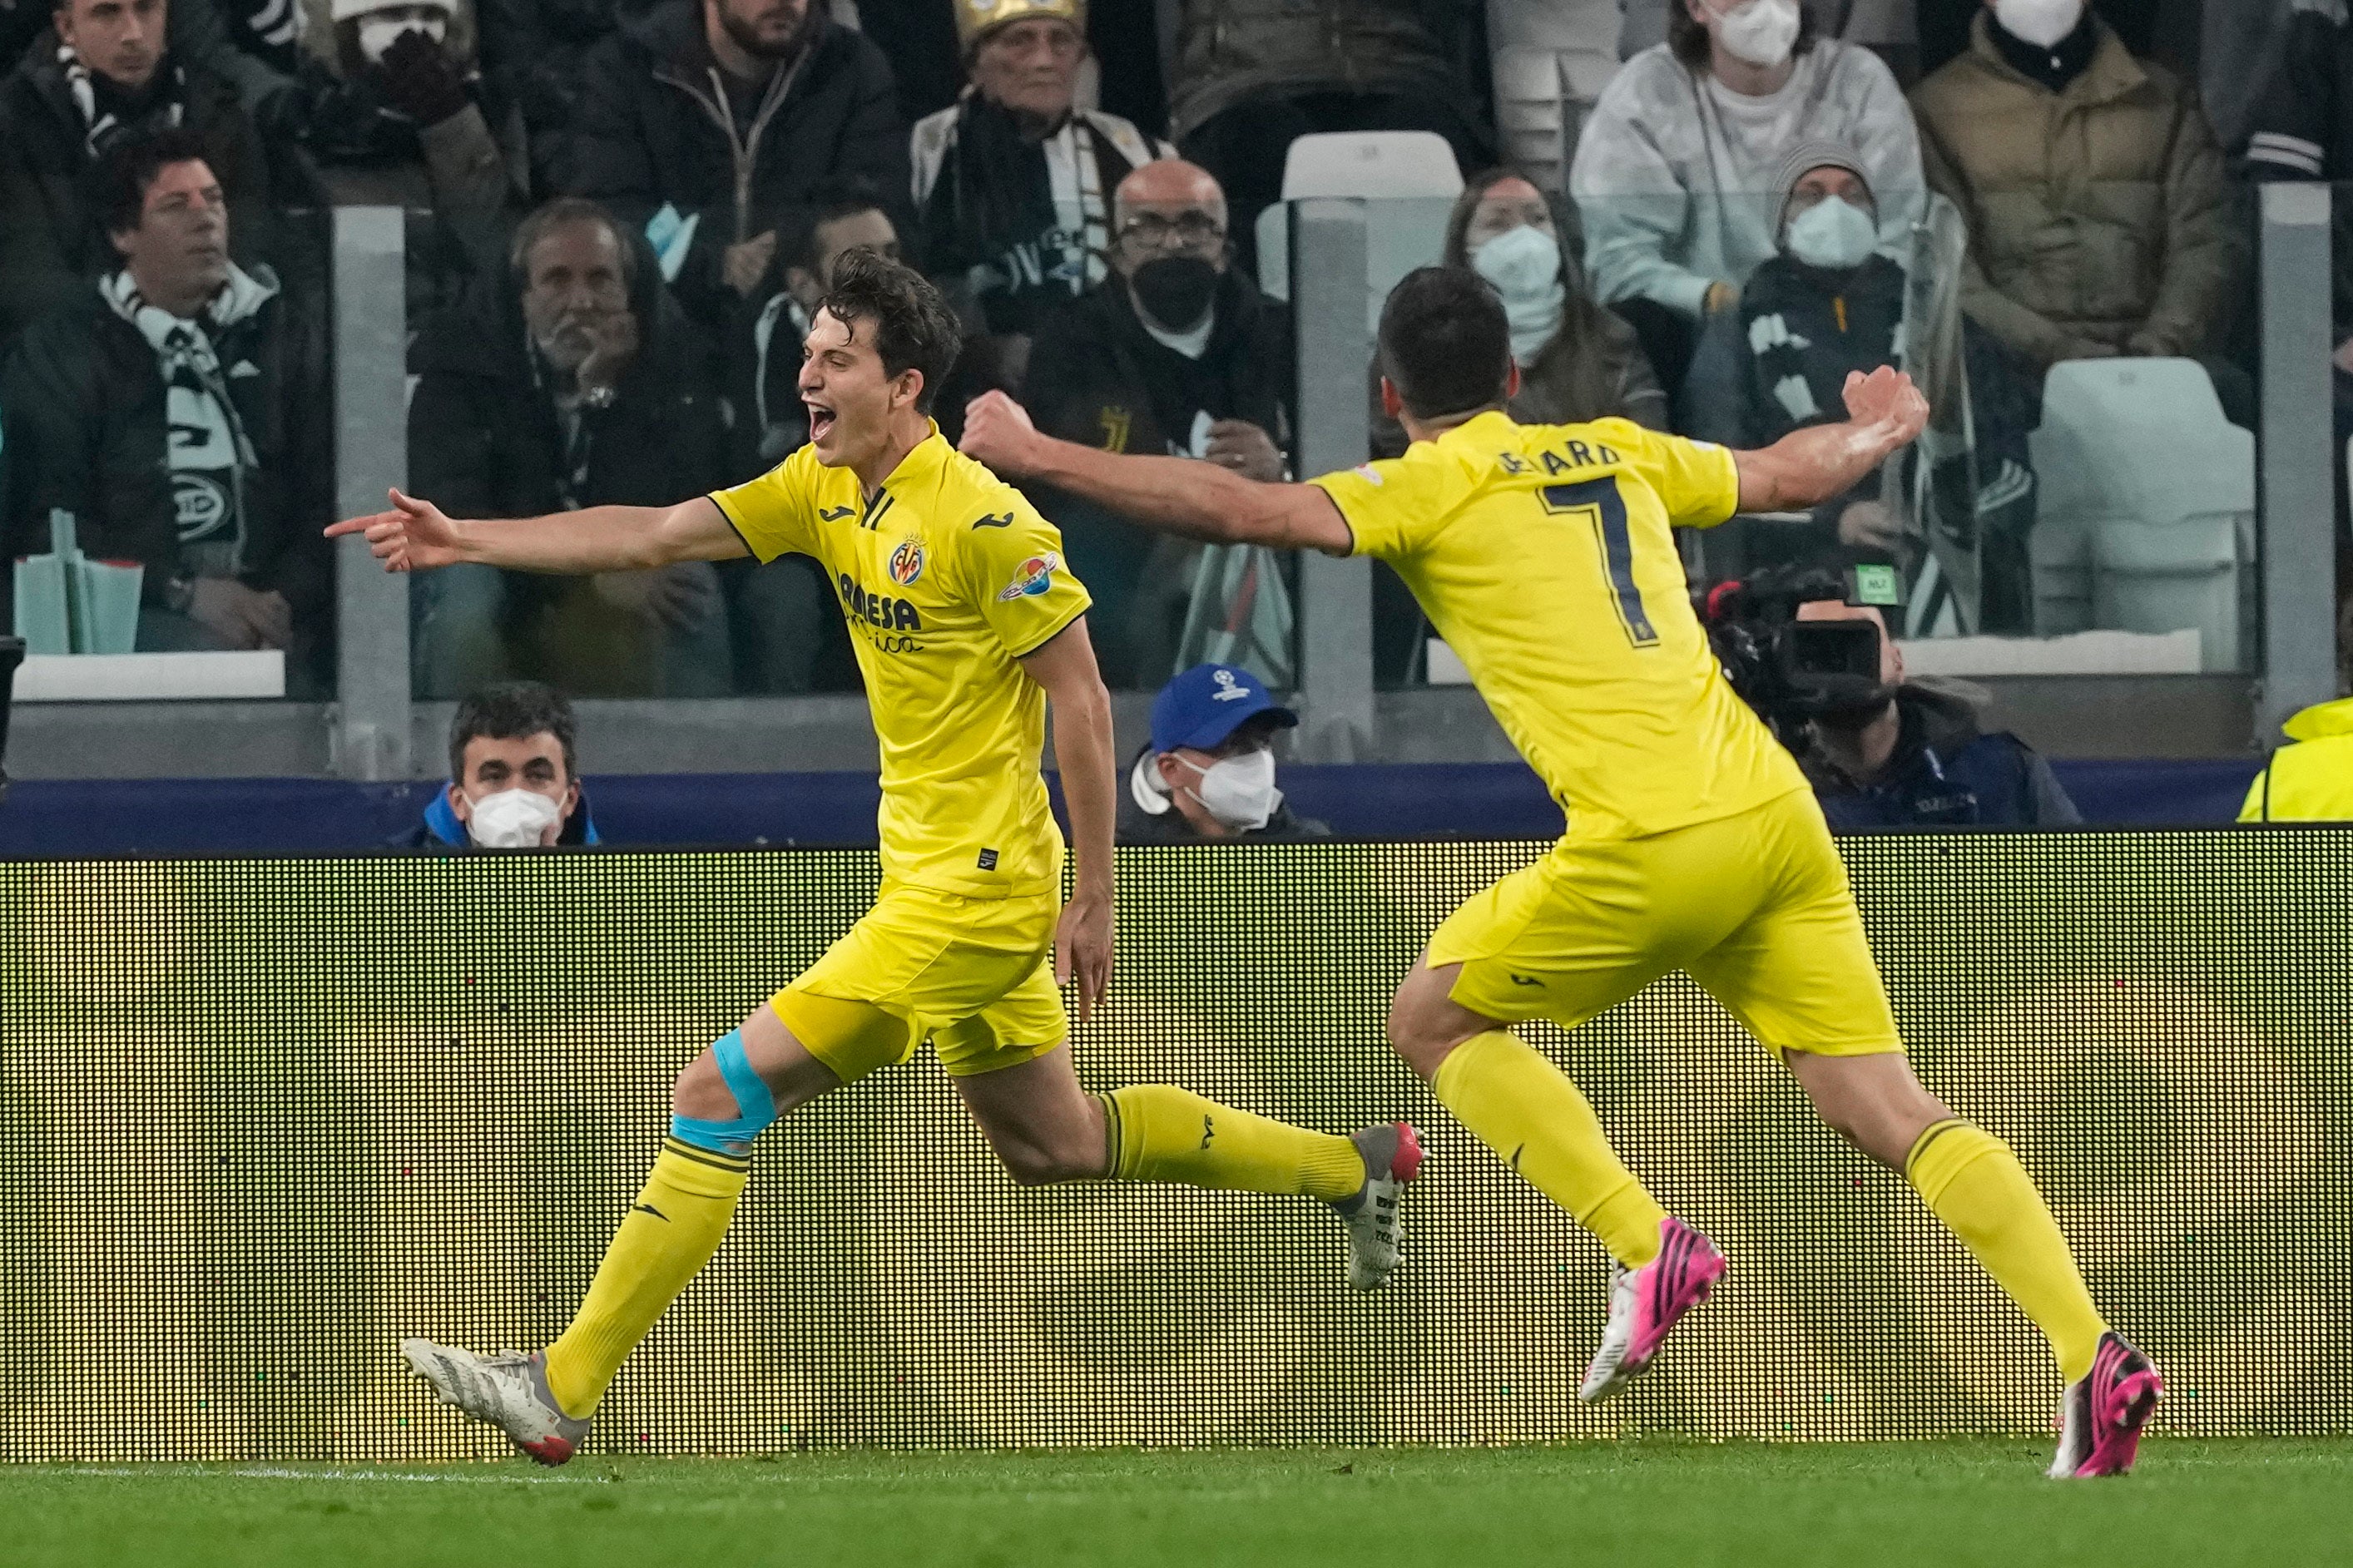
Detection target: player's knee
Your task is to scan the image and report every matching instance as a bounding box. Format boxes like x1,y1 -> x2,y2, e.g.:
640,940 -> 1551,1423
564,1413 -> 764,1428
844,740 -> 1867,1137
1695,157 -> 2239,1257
671,1051 -> 738,1121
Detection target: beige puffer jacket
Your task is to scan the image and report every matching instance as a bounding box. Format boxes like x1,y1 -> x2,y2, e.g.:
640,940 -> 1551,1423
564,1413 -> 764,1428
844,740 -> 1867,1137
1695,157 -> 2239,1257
1909,14 -> 2241,367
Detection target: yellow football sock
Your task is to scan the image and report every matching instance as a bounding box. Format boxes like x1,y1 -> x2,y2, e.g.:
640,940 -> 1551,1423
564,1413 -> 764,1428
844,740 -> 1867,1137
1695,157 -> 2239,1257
1906,1119 -> 2107,1383
1098,1086 -> 1365,1200
1434,1030 -> 1667,1268
543,1138 -> 750,1419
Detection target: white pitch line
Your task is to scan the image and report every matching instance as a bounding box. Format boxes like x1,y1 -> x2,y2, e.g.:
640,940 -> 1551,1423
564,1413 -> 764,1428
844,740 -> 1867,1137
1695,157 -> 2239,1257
19,1465 -> 604,1486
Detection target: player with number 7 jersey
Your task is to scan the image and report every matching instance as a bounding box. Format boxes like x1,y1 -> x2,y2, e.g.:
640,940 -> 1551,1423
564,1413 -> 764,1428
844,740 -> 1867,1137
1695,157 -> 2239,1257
959,265 -> 2162,1478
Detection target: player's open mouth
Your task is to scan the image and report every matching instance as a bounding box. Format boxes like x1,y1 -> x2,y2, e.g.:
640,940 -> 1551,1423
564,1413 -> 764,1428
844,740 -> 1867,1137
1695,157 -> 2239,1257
807,403 -> 835,443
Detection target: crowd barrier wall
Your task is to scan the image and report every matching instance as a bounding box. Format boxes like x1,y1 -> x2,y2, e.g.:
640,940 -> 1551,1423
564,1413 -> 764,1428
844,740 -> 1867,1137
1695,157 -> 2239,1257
0,759 -> 2273,858
1,832 -> 2346,1459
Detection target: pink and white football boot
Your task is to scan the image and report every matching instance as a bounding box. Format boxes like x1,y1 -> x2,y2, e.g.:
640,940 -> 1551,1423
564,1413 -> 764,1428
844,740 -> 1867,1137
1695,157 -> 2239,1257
1578,1216 -> 1726,1403
2049,1332 -> 2164,1478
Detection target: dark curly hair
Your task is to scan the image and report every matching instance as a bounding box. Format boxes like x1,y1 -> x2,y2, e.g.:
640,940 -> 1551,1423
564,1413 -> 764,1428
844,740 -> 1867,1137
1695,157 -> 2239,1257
816,248 -> 963,413
448,681 -> 577,783
1376,266 -> 1512,422
96,124 -> 215,240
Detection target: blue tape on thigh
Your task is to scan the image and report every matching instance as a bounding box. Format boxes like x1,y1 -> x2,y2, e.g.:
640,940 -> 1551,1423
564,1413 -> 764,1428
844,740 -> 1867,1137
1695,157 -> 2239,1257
669,1029 -> 780,1155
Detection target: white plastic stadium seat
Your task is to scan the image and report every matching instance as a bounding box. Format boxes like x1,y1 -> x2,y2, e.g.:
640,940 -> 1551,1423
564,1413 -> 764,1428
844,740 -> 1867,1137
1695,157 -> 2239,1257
1256,133 -> 1464,326
2026,359 -> 2254,671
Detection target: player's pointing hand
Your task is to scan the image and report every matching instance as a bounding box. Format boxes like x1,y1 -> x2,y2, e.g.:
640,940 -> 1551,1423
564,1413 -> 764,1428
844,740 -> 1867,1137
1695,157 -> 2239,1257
323,487 -> 464,573
959,389 -> 1041,476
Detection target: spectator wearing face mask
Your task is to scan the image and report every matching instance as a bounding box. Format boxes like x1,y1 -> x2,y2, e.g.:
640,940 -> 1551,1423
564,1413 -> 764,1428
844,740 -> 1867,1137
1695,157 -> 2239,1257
1019,158 -> 1290,688
1685,142 -> 1907,569
1119,661 -> 1329,843
292,0 -> 525,303
1791,596 -> 2079,829
1375,168 -> 1666,461
407,679 -> 603,848
1571,0 -> 1923,395
1910,0 -> 2241,631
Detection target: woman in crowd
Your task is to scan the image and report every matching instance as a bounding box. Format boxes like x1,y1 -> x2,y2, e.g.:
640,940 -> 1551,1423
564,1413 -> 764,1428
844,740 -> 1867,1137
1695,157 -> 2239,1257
1372,167 -> 1666,461
1570,0 -> 1923,393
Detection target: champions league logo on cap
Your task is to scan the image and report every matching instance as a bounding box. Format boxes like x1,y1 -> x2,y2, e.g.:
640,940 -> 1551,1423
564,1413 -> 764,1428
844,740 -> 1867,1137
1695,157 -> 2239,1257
1211,668 -> 1253,702
889,540 -> 927,586
996,552 -> 1060,602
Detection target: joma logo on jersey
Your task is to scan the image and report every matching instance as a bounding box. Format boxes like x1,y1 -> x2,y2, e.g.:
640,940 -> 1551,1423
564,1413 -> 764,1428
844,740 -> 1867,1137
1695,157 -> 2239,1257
1497,438 -> 1622,477
837,572 -> 924,631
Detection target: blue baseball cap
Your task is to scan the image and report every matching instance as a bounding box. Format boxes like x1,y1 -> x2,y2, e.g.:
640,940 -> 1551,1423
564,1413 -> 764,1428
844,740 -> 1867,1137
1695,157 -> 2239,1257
1149,663 -> 1297,754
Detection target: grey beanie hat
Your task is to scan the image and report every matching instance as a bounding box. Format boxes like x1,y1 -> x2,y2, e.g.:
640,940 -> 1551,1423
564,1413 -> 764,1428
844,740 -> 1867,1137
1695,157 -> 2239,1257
1774,140 -> 1874,227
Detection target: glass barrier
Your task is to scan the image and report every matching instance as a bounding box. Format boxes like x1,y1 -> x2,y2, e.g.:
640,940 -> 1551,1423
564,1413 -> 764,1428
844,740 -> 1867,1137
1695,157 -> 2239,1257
2,204 -> 338,701
400,199 -> 1300,700
1397,175 -> 2273,685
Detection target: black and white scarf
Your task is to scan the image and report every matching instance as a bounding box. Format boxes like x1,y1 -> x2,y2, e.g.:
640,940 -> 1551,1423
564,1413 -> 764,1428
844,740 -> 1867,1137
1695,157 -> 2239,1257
61,43 -> 185,159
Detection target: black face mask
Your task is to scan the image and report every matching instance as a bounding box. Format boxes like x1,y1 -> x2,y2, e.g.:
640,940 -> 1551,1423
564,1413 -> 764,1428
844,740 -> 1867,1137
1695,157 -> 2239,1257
1129,255 -> 1219,332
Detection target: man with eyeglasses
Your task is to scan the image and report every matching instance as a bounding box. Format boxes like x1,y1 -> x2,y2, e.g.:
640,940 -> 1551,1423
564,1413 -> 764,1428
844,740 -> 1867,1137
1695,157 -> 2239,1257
1018,158 -> 1291,685
911,0 -> 1171,364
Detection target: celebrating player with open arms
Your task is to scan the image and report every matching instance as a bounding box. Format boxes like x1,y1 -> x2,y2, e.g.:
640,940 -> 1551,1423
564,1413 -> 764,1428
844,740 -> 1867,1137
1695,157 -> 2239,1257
960,266 -> 2162,1479
329,251 -> 1421,1464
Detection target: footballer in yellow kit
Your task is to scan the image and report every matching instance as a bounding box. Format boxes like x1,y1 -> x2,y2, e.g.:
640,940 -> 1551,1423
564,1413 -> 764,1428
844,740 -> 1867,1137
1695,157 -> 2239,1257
333,250 -> 1420,1467
962,264 -> 2163,1479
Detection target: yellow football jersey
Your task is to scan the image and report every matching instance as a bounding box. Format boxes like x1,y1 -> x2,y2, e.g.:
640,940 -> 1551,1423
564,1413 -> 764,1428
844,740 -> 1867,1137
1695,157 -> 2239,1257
1311,411 -> 1806,842
711,426 -> 1092,897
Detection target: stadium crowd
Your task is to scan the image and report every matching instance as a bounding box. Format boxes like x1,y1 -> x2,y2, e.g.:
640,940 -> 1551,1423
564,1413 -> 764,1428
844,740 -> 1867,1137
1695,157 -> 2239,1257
0,0 -> 2336,699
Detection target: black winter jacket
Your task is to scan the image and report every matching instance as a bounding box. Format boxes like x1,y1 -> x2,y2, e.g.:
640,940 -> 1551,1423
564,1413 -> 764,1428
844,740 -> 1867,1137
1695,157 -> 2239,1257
1808,680 -> 2082,830
552,0 -> 909,324
2,270 -> 329,603
408,231 -> 727,521
0,42 -> 298,343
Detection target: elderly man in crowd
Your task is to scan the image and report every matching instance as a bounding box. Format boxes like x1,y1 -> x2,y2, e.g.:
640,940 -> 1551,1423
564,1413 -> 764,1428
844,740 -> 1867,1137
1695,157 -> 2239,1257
405,196 -> 731,698
912,0 -> 1170,377
1018,157 -> 1290,687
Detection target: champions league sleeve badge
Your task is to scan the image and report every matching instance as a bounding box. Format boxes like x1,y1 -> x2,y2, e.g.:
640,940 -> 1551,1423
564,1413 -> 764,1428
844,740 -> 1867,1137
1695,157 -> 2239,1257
995,552 -> 1061,602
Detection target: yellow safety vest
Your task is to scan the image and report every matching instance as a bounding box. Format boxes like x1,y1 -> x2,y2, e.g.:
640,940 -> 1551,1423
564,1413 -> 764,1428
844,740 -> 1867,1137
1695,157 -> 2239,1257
2240,697 -> 2353,822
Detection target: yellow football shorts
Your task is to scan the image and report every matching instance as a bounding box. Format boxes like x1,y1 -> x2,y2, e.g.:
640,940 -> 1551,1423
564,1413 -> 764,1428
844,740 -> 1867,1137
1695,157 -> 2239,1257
1429,788 -> 1904,1058
770,881 -> 1069,1081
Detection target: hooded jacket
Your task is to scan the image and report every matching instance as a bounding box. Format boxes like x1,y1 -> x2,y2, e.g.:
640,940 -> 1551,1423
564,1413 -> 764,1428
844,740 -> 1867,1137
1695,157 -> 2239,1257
2,262 -> 329,604
2239,697 -> 2353,823
0,38 -> 291,341
1808,679 -> 2081,829
554,0 -> 909,323
1910,12 -> 2238,366
1167,0 -> 1476,142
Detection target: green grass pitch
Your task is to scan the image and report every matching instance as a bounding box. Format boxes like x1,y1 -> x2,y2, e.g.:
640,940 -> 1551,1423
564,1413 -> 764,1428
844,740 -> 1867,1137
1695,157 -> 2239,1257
4,1442 -> 2347,1567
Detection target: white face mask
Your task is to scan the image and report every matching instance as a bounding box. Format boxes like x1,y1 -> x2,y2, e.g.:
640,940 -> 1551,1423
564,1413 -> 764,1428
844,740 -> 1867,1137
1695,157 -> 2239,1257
357,13 -> 447,65
1712,0 -> 1801,68
465,787 -> 564,848
1992,0 -> 2083,50
1184,749 -> 1281,833
1470,224 -> 1567,364
1785,194 -> 1878,271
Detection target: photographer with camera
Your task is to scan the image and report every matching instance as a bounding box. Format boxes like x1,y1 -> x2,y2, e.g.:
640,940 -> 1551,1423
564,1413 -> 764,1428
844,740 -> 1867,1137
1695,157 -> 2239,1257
1707,566 -> 2078,830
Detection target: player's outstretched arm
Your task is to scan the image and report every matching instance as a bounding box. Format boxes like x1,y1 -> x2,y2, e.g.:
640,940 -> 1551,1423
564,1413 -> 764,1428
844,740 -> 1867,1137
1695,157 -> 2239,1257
961,391 -> 1353,555
1734,365 -> 1929,513
1019,617 -> 1116,1025
324,492 -> 750,575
